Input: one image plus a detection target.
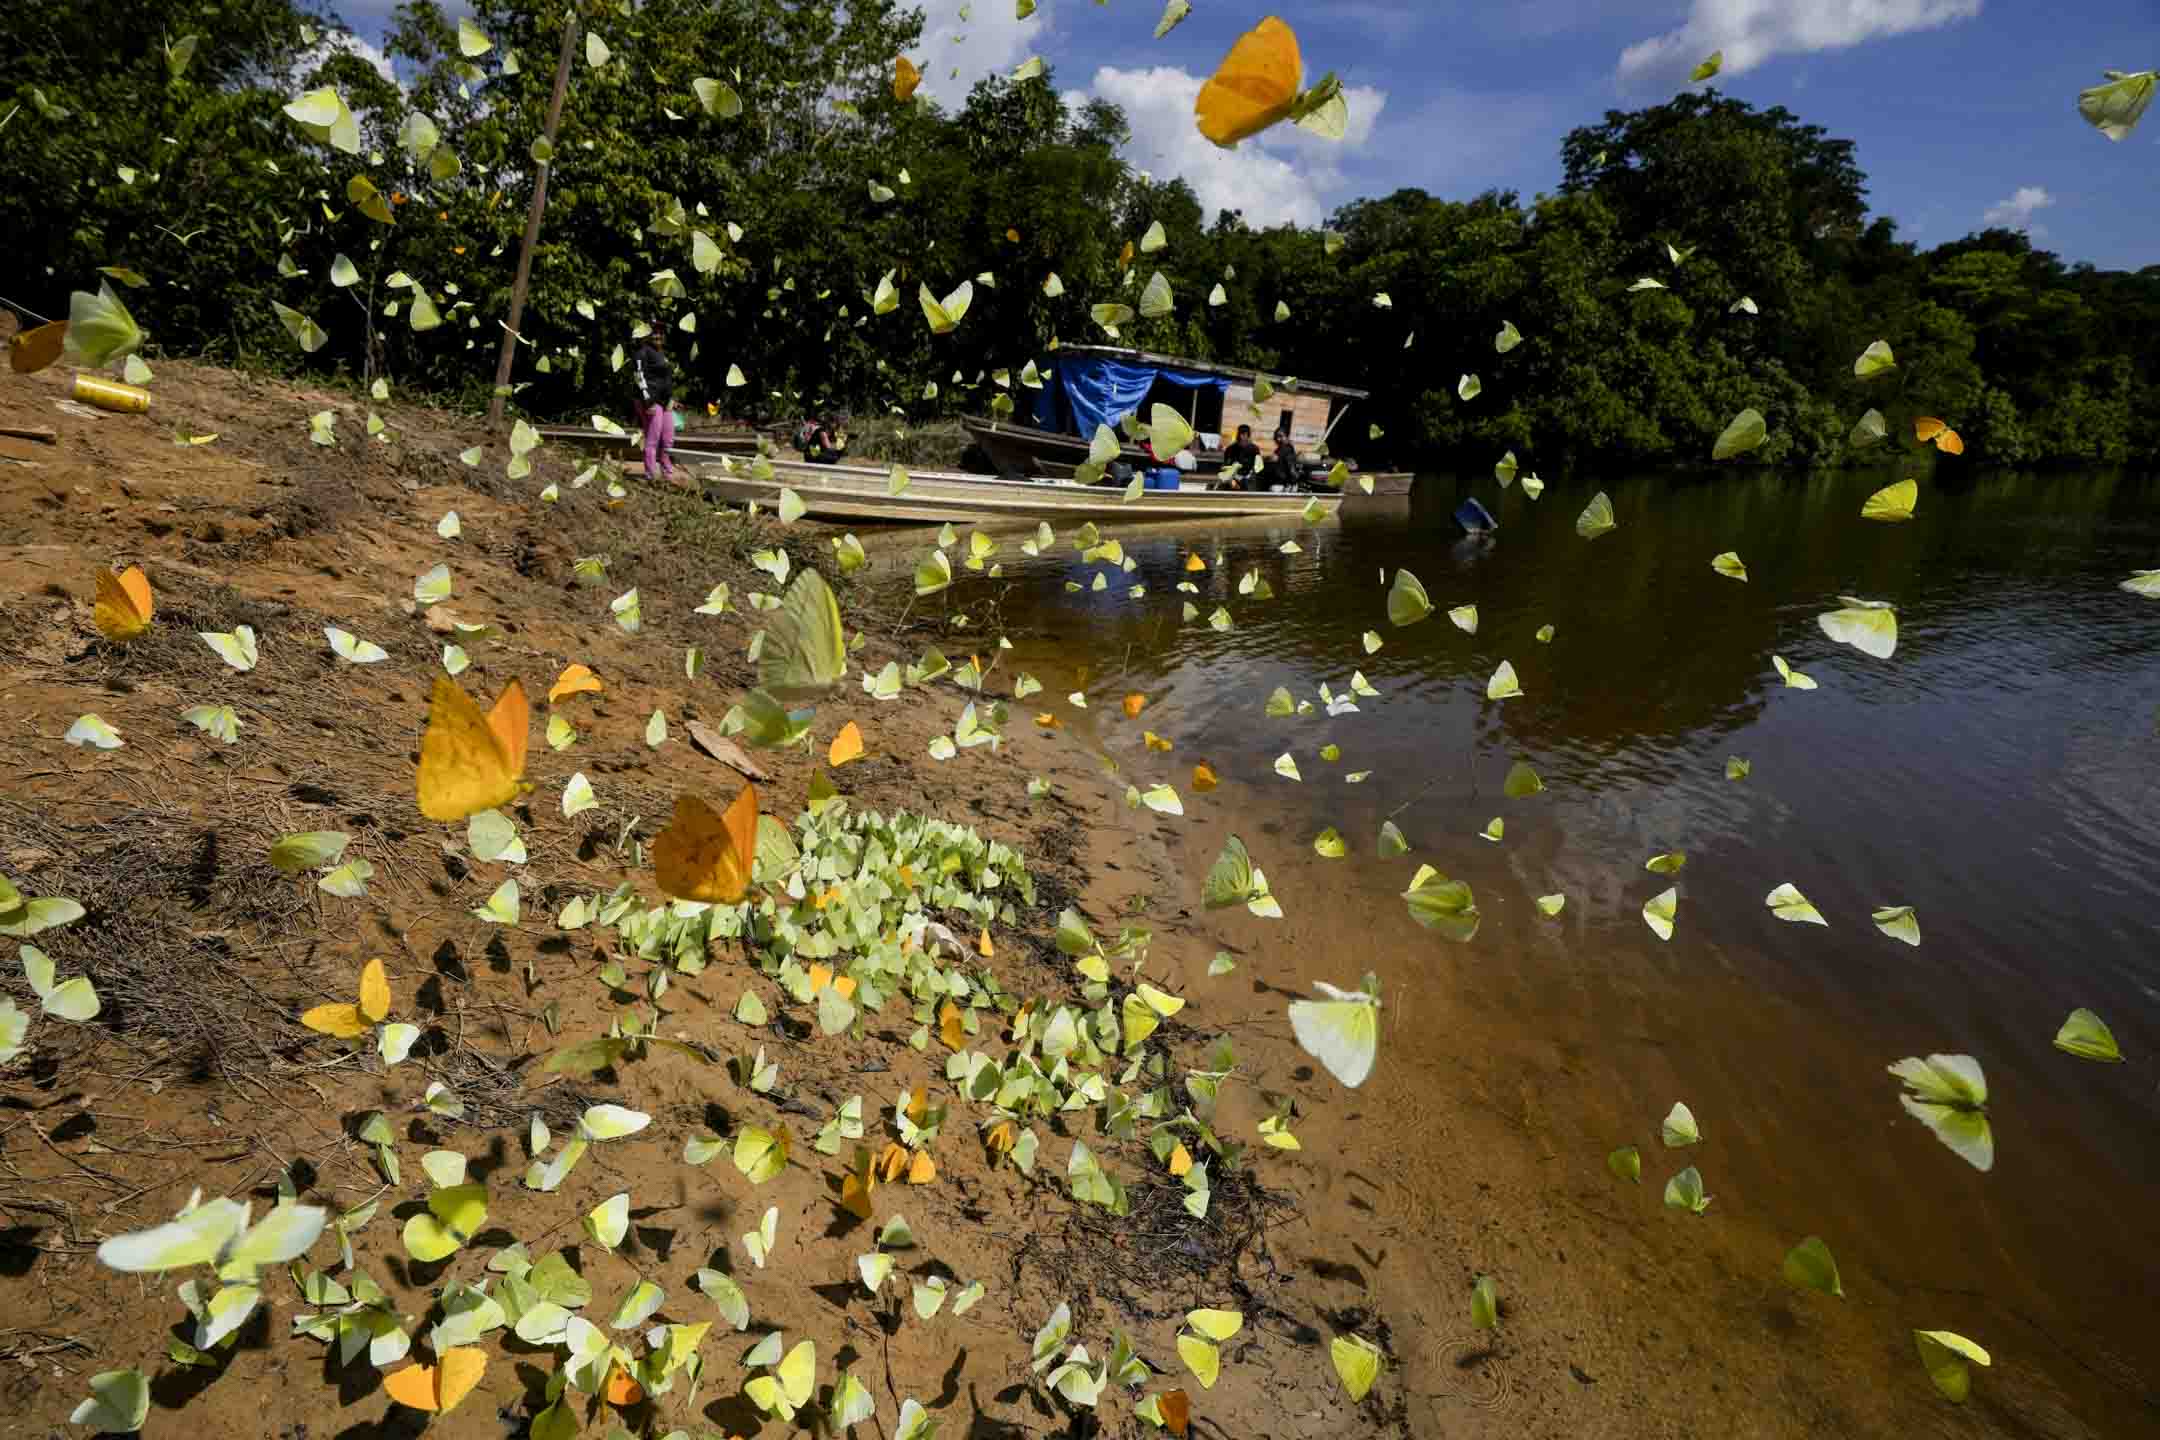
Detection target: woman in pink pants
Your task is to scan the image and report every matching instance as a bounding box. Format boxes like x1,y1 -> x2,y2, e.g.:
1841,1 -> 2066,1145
632,324 -> 676,481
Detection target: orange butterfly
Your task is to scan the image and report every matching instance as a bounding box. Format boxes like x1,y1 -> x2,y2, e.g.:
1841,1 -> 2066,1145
828,720 -> 864,767
384,1347 -> 486,1413
1160,1387 -> 1192,1436
1184,553 -> 1207,572
548,662 -> 604,704
1195,16 -> 1304,147
93,565 -> 154,640
604,1361 -> 645,1407
653,785 -> 759,902
894,55 -> 922,101
939,1000 -> 966,1049
10,319 -> 67,374
416,676 -> 530,821
1914,416 -> 1964,455
1122,693 -> 1148,720
1192,762 -> 1219,792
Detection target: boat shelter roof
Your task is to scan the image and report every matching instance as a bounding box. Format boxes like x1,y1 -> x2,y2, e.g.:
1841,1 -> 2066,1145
1050,345 -> 1370,400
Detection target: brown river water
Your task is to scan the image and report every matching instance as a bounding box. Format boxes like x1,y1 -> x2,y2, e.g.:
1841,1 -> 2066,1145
853,466 -> 2160,1436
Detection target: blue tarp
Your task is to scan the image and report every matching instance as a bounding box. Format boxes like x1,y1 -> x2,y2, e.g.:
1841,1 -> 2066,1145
1034,353 -> 1229,437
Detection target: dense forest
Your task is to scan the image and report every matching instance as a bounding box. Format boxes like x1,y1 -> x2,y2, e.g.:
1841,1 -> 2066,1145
4,0 -> 2154,468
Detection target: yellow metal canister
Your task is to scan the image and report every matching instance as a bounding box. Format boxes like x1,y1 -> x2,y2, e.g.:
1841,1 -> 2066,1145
72,375 -> 151,413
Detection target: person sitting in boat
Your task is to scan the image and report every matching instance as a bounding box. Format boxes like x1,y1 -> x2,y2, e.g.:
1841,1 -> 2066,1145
1263,426 -> 1301,490
1220,424 -> 1263,490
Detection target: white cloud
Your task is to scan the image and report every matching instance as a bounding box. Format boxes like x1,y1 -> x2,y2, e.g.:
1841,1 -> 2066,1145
1982,184 -> 2053,235
914,0 -> 1047,105
1617,0 -> 1982,87
302,31 -> 398,86
1068,65 -> 1386,229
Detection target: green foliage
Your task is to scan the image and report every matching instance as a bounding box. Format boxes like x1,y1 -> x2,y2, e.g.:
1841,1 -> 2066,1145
2,5 -> 2151,464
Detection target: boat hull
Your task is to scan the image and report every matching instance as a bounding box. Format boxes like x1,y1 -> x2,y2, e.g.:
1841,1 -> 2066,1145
689,457 -> 1405,526
964,415 -> 1221,479
961,415 -> 1412,496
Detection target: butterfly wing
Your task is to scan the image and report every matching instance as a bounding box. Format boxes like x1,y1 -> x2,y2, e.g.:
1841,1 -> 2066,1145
383,1361 -> 445,1411
548,663 -> 603,704
1176,1333 -> 1222,1389
918,284 -> 952,334
437,1347 -> 486,1412
1288,997 -> 1377,1087
942,281 -> 974,326
1195,17 -> 1302,147
828,721 -> 864,766
417,676 -> 520,821
760,570 -> 846,694
10,319 -> 68,375
358,957 -> 391,1023
301,1002 -> 368,1039
94,567 -> 153,639
893,55 -> 922,101
779,1341 -> 818,1407
484,679 -> 530,781
653,786 -> 760,902
1202,836 -> 1254,908
1900,1095 -> 1994,1171
1861,478 -> 1916,521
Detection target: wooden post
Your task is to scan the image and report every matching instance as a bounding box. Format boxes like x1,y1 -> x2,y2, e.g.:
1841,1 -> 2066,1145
487,9 -> 580,430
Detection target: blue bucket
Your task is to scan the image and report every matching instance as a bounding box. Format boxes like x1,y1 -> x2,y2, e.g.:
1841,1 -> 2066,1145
1454,497 -> 1498,533
1147,468 -> 1182,491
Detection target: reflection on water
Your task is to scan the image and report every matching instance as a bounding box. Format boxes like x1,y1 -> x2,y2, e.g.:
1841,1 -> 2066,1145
861,467 -> 2160,1418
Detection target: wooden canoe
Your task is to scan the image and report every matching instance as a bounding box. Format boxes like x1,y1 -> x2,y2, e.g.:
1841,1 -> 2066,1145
688,454 -> 1412,527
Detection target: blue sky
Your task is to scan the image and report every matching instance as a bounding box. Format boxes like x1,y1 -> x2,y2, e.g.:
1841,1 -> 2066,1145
909,0 -> 2157,270
340,1 -> 2157,270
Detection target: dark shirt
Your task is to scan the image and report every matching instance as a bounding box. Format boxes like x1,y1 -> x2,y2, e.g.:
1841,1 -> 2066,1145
1222,439 -> 1262,479
633,344 -> 673,408
1266,439 -> 1300,486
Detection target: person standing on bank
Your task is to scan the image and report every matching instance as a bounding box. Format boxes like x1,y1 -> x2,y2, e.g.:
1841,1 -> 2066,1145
633,324 -> 677,482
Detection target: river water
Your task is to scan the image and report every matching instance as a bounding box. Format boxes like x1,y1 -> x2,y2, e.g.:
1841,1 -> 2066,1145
857,467 -> 2160,1429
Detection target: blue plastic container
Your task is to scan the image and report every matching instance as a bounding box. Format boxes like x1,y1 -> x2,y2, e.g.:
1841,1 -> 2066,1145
1147,468 -> 1182,491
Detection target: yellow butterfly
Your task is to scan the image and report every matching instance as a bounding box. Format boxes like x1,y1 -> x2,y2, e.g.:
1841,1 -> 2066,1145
893,55 -> 922,101
1195,17 -> 1303,147
653,786 -> 760,902
93,565 -> 154,640
416,676 -> 530,821
301,957 -> 391,1038
384,1347 -> 486,1413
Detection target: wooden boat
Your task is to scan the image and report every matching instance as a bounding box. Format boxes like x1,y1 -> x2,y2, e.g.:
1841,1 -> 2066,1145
961,345 -> 1407,493
687,454 -> 1398,526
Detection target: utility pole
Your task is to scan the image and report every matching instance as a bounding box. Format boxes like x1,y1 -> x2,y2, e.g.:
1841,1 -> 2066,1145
488,8 -> 579,430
